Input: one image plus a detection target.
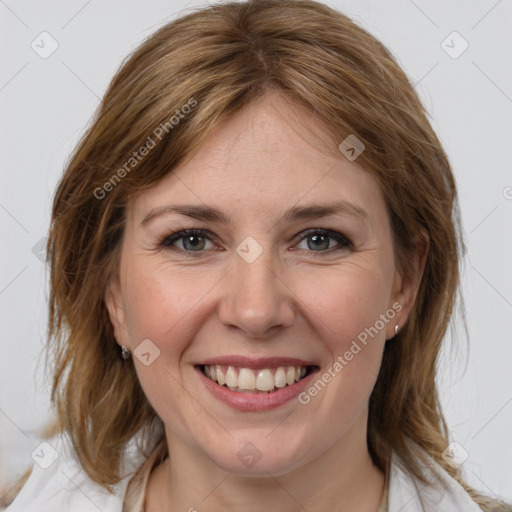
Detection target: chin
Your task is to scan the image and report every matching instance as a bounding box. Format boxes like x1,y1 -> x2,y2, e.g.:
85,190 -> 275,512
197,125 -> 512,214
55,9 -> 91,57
202,434 -> 309,477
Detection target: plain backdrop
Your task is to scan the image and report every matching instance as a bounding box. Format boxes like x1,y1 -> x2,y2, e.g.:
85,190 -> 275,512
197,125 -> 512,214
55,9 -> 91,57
1,0 -> 511,504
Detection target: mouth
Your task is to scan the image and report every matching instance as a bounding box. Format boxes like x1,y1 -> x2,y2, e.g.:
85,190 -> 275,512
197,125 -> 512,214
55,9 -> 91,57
198,364 -> 317,393
194,359 -> 320,411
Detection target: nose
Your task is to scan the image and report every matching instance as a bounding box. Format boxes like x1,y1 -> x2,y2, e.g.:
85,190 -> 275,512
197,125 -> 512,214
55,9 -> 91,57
218,242 -> 296,339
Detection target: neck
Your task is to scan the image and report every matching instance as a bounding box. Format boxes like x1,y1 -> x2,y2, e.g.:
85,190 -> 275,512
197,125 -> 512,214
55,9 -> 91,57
146,416 -> 385,512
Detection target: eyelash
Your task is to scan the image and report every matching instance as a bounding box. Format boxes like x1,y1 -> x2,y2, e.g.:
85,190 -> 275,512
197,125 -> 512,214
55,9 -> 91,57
157,228 -> 353,257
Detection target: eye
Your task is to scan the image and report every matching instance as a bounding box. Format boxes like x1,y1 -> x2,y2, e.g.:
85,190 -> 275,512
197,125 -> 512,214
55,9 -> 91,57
159,229 -> 215,254
293,229 -> 353,254
158,228 -> 353,256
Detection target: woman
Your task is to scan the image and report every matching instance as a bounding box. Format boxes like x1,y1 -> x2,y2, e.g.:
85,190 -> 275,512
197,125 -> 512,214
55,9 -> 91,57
5,0 -> 511,510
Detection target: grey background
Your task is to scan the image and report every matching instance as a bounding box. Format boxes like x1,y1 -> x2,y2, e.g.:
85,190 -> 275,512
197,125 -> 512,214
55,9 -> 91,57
1,0 -> 511,504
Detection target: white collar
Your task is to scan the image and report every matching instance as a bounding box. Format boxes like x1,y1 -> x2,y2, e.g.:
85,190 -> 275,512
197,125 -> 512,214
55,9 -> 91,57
387,443 -> 483,511
6,432 -> 482,512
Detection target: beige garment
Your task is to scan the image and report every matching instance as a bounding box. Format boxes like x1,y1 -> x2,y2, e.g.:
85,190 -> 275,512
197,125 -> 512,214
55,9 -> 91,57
377,478 -> 389,512
123,441 -> 390,512
123,439 -> 167,512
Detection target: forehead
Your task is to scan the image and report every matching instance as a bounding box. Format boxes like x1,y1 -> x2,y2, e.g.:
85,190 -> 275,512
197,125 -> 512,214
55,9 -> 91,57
128,93 -> 386,227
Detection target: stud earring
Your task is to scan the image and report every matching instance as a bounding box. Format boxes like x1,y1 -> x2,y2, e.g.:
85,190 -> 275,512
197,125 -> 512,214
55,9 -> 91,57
121,345 -> 131,360
394,324 -> 399,336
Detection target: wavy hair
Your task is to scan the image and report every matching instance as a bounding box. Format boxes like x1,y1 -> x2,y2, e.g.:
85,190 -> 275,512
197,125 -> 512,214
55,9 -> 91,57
29,0 -> 509,509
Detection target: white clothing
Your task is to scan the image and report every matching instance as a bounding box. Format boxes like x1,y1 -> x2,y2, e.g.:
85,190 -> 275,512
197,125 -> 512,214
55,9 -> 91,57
6,431 -> 485,512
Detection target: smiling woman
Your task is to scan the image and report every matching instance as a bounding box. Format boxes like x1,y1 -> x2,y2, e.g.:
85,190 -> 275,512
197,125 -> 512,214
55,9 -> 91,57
5,0 -> 511,511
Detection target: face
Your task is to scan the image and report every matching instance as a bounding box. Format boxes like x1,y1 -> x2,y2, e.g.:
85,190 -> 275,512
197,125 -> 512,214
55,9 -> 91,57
106,93 -> 419,476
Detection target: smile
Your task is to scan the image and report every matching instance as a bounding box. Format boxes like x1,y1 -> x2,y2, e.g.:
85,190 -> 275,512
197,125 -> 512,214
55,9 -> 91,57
196,359 -> 320,411
201,364 -> 313,393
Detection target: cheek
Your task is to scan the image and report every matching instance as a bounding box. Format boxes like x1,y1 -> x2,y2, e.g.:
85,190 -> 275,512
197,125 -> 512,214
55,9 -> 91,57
121,258 -> 211,346
119,260 -> 212,425
292,266 -> 392,435
292,259 -> 394,420
297,260 -> 392,354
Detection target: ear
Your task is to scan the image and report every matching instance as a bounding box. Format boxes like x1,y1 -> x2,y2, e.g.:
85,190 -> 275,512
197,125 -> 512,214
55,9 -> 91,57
386,230 -> 429,339
104,278 -> 130,348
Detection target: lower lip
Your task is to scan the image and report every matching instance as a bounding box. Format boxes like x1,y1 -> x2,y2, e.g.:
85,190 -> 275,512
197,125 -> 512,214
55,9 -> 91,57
196,366 -> 318,412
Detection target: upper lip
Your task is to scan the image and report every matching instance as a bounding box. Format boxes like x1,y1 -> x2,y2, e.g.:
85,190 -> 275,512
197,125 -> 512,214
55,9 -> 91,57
196,356 -> 318,369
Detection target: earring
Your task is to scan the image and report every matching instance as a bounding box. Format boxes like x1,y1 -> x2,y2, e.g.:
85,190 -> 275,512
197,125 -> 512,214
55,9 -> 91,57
121,345 -> 131,360
394,324 -> 399,336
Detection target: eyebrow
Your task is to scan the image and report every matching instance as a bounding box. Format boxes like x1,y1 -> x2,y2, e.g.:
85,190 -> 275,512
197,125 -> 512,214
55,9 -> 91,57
141,199 -> 369,227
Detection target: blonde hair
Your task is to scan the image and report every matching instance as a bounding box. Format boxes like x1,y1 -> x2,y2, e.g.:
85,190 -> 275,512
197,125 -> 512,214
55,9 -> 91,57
30,0 -> 508,509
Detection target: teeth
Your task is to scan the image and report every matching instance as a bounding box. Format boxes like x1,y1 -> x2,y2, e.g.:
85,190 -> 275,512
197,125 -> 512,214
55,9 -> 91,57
238,368 -> 256,390
274,367 -> 287,388
216,366 -> 225,385
225,366 -> 237,387
202,364 -> 309,392
286,367 -> 295,386
256,369 -> 274,391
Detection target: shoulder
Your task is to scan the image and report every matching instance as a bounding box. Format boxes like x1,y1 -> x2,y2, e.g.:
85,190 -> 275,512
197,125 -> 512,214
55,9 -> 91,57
5,431 -> 148,512
387,440 -> 483,512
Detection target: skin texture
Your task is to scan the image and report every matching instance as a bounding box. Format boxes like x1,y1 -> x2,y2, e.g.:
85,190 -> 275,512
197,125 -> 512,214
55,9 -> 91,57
106,92 -> 426,512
